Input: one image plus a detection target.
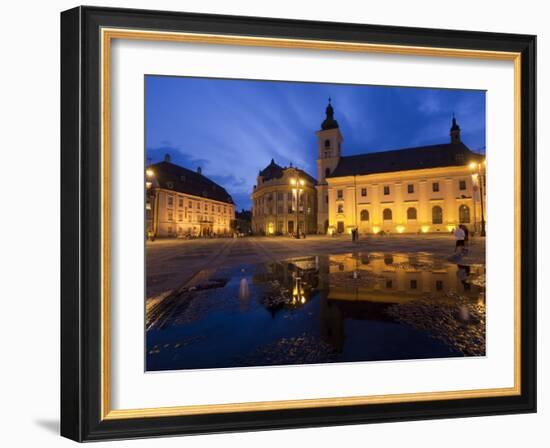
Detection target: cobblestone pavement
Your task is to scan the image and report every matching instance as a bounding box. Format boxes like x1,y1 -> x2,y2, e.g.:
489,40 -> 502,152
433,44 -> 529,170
146,234 -> 485,299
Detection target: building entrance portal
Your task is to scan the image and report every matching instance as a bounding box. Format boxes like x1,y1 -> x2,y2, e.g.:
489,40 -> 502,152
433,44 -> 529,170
287,220 -> 294,235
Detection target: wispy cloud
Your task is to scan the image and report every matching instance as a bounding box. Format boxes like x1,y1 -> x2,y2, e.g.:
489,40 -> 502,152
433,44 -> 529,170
146,76 -> 486,209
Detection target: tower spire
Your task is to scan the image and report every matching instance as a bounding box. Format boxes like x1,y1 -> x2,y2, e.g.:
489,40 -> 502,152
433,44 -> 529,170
450,113 -> 461,144
321,97 -> 339,130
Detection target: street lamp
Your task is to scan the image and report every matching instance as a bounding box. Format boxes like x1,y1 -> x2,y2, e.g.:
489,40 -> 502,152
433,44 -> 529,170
290,176 -> 305,239
469,160 -> 486,237
146,168 -> 157,240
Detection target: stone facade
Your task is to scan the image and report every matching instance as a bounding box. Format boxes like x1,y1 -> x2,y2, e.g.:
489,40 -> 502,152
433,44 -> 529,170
146,157 -> 235,238
316,102 -> 486,235
251,160 -> 317,235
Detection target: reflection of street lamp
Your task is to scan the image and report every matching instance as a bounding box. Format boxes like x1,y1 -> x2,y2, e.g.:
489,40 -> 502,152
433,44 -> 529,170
290,176 -> 305,239
469,160 -> 486,237
292,276 -> 305,305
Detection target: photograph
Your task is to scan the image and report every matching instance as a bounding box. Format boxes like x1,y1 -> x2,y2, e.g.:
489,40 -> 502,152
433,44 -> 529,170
56,5 -> 537,441
144,76 -> 487,371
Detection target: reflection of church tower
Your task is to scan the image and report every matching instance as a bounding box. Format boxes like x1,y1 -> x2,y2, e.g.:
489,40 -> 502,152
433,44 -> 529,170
450,114 -> 461,144
316,99 -> 343,233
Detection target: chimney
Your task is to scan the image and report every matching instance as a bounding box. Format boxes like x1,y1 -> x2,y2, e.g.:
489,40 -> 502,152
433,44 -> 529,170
197,166 -> 202,175
164,153 -> 171,163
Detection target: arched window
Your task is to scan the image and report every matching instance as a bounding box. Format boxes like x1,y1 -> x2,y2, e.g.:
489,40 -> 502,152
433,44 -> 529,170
325,167 -> 330,178
459,204 -> 471,223
324,139 -> 331,148
360,210 -> 369,221
432,206 -> 443,224
407,207 -> 417,220
383,208 -> 392,221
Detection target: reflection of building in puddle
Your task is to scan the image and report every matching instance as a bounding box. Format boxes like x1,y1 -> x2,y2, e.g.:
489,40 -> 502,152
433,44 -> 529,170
252,257 -> 320,312
325,253 -> 483,303
318,253 -> 485,352
252,253 -> 484,352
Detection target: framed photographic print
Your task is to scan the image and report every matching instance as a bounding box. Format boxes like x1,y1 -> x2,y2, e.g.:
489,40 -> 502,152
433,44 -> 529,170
60,6 -> 537,441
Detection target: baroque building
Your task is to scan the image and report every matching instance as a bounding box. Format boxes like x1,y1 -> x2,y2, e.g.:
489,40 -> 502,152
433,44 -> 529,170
316,101 -> 486,235
251,159 -> 317,235
146,155 -> 235,238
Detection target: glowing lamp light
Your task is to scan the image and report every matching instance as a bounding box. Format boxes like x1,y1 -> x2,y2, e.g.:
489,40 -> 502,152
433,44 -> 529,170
290,178 -> 297,185
299,179 -> 305,186
447,225 -> 456,232
421,225 -> 430,233
146,168 -> 154,177
396,225 -> 405,233
372,226 -> 381,234
469,162 -> 478,170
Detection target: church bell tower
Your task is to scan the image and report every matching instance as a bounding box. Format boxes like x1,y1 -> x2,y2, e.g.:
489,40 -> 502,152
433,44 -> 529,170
316,98 -> 343,233
450,114 -> 461,144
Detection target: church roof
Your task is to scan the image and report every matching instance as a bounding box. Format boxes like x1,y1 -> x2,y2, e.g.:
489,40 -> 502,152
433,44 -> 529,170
258,158 -> 317,185
327,142 -> 483,178
150,161 -> 234,204
259,158 -> 285,181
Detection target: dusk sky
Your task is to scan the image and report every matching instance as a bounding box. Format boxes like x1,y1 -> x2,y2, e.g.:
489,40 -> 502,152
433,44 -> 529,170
145,76 -> 486,211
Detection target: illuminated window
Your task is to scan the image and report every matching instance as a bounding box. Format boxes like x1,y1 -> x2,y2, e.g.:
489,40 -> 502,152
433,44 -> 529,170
459,204 -> 471,223
407,207 -> 417,220
337,204 -> 344,214
432,206 -> 443,224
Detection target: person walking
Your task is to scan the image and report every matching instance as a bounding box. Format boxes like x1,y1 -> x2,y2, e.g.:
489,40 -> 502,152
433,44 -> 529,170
454,225 -> 466,254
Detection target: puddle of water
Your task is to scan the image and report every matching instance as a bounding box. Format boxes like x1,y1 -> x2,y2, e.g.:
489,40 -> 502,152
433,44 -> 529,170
146,252 -> 485,371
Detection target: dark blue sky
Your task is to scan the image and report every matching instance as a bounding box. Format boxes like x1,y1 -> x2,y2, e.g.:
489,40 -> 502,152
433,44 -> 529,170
146,76 -> 486,211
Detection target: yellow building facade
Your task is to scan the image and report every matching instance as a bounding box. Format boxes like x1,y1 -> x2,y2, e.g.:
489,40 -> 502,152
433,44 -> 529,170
251,159 -> 317,235
146,156 -> 235,238
316,101 -> 485,235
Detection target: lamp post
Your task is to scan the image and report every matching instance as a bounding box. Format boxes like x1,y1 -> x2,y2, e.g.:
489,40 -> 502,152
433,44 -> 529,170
290,176 -> 305,239
469,160 -> 486,237
146,168 -> 157,240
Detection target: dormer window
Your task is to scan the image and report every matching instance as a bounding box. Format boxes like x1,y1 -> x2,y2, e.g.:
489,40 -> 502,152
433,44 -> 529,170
166,181 -> 174,189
